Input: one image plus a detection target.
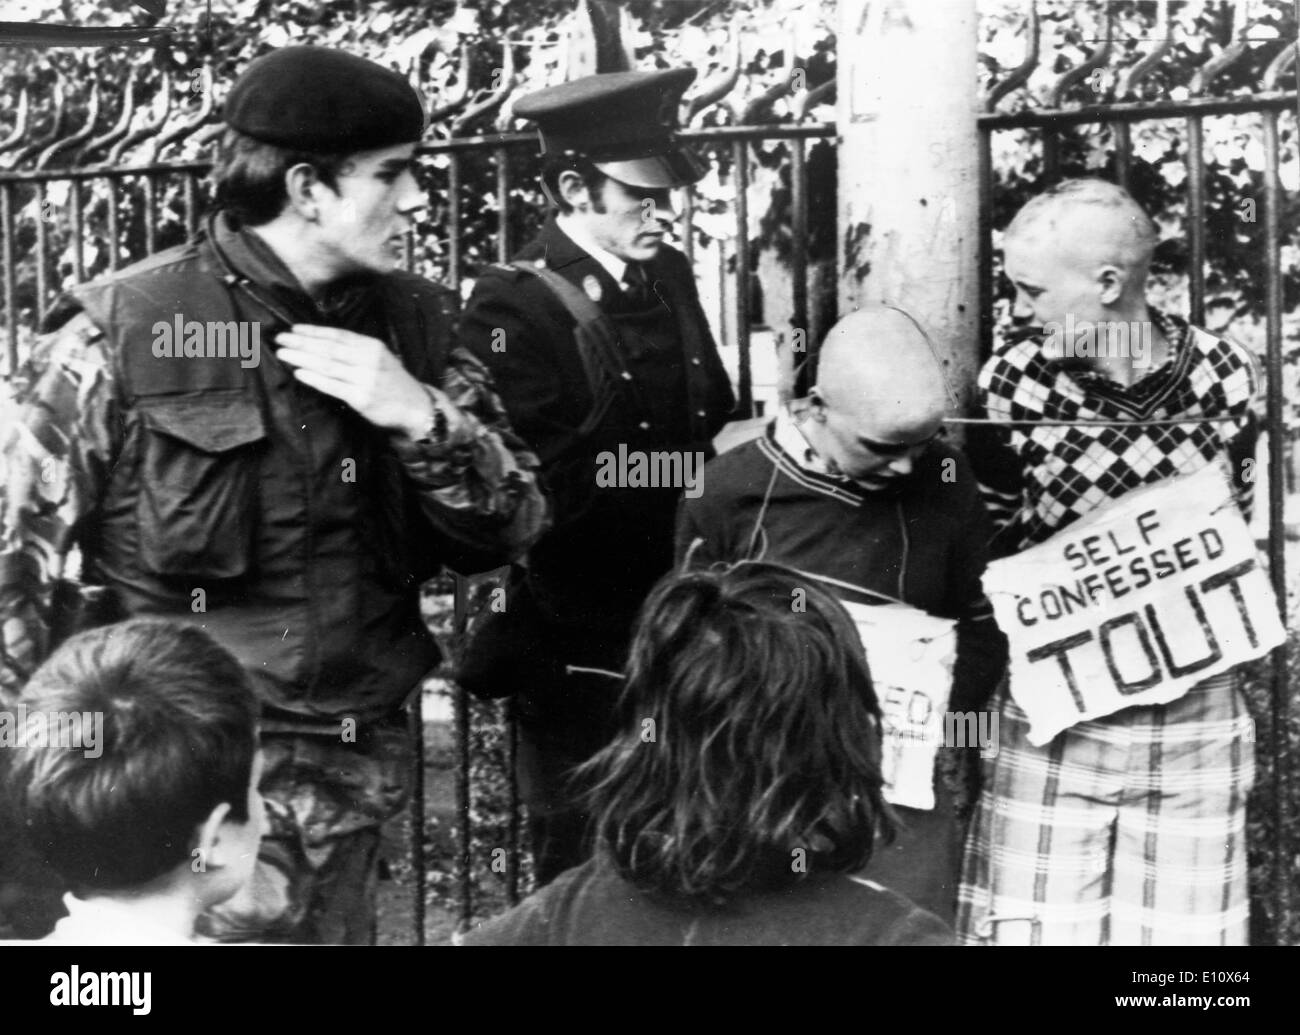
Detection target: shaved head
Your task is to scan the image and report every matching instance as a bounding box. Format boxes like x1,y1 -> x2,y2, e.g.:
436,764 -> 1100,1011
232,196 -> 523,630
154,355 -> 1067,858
798,305 -> 951,490
1001,179 -> 1160,342
1005,178 -> 1157,275
815,306 -> 952,441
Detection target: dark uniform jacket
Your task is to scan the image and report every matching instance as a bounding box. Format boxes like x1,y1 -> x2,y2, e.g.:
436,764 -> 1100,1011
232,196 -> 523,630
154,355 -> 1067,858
0,212 -> 547,724
457,217 -> 733,705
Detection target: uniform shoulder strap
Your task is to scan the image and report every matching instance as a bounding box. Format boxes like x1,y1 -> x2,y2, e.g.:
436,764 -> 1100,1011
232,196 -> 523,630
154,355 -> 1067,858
506,261 -> 648,439
509,262 -> 605,326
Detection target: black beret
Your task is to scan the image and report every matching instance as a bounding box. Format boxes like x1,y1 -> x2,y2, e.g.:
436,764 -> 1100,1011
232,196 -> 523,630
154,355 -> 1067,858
225,46 -> 425,153
514,69 -> 705,188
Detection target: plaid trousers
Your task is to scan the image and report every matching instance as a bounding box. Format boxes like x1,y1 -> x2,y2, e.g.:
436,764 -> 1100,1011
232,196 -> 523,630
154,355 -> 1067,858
958,670 -> 1254,946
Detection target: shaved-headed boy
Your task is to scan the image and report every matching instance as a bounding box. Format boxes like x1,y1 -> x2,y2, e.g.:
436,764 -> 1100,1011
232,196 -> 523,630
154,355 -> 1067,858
960,179 -> 1260,945
676,305 -> 1008,922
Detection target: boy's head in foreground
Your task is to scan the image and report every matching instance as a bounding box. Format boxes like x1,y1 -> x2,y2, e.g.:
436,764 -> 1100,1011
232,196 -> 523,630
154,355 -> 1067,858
8,619 -> 263,923
582,561 -> 893,903
1002,177 -> 1159,330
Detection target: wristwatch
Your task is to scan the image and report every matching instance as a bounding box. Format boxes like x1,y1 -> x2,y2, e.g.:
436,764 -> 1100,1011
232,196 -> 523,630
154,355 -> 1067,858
414,402 -> 449,444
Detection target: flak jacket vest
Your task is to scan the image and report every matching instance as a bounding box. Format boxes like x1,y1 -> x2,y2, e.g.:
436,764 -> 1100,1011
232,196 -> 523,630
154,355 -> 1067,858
66,228 -> 459,725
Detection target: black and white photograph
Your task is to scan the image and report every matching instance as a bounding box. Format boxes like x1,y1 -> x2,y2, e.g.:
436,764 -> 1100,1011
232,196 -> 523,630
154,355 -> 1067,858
0,0 -> 1295,1002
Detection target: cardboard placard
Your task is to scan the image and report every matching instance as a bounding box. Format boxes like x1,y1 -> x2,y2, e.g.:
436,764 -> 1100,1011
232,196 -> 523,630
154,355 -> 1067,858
841,600 -> 956,810
982,464 -> 1284,746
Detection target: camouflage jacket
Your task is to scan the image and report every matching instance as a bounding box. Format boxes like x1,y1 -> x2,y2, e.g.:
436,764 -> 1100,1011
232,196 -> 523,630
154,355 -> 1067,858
0,212 -> 548,715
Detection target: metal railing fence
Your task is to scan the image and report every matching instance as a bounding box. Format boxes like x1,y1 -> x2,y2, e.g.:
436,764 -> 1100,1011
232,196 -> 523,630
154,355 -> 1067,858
1,0 -> 1296,941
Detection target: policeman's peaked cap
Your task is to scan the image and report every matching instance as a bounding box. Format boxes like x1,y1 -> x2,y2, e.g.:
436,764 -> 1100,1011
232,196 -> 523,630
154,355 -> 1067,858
513,69 -> 706,189
225,46 -> 426,152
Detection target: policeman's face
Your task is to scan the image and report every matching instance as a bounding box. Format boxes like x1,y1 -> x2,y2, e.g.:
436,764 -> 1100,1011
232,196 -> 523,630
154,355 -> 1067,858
312,142 -> 425,278
575,175 -> 679,263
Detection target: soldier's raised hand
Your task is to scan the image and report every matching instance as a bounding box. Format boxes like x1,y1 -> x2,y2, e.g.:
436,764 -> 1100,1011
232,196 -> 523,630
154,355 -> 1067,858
275,324 -> 444,439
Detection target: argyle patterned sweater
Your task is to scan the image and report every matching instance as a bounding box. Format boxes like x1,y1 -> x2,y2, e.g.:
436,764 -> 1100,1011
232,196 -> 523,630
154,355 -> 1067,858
968,310 -> 1259,557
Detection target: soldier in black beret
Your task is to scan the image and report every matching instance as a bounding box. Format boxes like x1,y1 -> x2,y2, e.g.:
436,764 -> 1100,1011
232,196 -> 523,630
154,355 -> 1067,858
0,46 -> 547,943
458,70 -> 735,885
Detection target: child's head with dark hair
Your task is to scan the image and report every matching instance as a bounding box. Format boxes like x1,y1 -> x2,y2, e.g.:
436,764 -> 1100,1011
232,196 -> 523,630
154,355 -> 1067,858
7,619 -> 262,910
582,561 -> 893,903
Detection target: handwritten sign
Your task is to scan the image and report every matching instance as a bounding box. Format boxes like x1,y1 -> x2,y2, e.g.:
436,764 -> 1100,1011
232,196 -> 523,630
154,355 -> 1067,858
841,600 -> 956,811
982,463 -> 1284,746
